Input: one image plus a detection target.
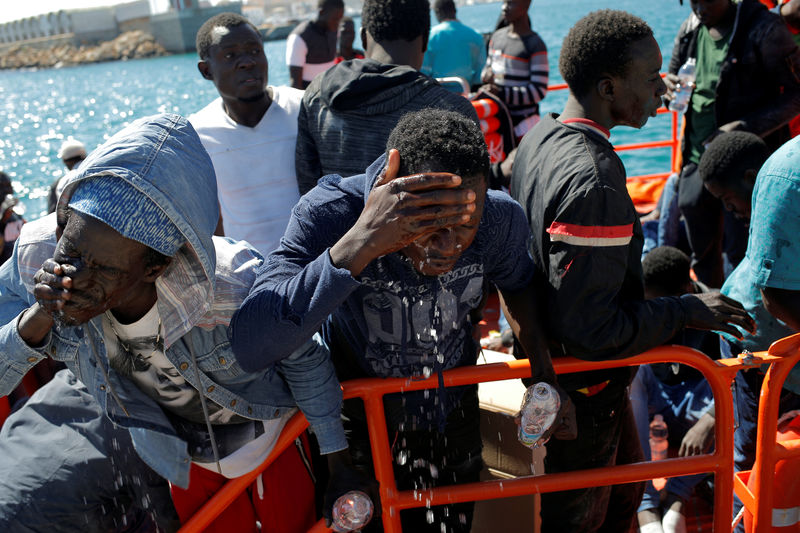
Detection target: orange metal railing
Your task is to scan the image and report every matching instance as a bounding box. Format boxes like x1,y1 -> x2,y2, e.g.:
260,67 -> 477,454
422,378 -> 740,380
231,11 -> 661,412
178,340 -> 800,533
733,333 -> 800,531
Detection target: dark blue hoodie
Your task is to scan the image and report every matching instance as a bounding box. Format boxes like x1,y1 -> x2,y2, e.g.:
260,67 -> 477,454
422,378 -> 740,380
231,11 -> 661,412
230,154 -> 534,423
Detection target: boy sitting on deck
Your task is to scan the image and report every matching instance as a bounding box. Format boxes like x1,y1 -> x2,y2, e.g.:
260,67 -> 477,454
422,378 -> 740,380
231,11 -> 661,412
632,246 -> 720,533
229,109 -> 575,532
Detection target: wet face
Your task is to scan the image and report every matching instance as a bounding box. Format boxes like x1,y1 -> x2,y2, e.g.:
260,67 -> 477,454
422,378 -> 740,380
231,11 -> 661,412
704,179 -> 752,222
401,177 -> 486,276
501,0 -> 530,24
610,36 -> 666,129
199,24 -> 269,103
691,0 -> 734,27
52,212 -> 156,326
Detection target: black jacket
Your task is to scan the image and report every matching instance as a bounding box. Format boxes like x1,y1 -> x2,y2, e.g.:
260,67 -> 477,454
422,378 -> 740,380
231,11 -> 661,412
295,59 -> 479,194
511,115 -> 689,391
670,0 -> 800,157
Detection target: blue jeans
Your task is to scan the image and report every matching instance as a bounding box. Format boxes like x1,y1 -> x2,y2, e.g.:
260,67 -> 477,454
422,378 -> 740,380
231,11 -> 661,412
629,365 -> 713,511
721,339 -> 800,531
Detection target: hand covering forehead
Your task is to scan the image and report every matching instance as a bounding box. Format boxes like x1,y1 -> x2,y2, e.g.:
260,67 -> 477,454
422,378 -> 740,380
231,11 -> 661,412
67,176 -> 185,257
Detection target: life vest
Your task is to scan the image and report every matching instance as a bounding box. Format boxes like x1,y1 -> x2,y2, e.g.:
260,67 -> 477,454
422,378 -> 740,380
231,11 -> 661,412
745,413 -> 800,532
471,94 -> 516,165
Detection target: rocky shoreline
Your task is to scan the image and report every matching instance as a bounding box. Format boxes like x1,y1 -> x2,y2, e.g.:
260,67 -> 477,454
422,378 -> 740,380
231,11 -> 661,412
0,31 -> 168,70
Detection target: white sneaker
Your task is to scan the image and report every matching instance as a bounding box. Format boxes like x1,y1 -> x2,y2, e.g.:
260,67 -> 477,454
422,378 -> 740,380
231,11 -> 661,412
639,521 -> 665,533
662,507 -> 687,533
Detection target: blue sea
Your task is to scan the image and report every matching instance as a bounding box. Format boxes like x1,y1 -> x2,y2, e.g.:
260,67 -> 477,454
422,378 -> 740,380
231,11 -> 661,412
0,0 -> 692,220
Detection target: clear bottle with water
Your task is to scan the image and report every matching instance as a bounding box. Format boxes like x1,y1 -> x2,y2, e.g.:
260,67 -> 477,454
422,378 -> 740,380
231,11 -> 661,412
649,414 -> 669,461
668,58 -> 696,114
518,382 -> 561,448
332,491 -> 374,532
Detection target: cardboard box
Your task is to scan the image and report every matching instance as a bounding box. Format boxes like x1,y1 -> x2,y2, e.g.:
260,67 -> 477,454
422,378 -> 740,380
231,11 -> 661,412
472,350 -> 543,533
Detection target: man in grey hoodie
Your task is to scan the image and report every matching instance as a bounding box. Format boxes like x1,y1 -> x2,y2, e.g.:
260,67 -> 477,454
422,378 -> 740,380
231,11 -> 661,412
294,0 -> 479,194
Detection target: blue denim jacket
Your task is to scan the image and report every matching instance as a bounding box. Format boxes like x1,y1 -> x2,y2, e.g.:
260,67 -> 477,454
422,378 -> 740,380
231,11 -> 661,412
0,114 -> 345,488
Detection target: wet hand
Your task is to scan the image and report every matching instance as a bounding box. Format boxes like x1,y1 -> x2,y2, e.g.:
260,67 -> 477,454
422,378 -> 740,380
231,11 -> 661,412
681,292 -> 756,339
32,258 -> 73,315
323,451 -> 381,527
331,149 -> 476,276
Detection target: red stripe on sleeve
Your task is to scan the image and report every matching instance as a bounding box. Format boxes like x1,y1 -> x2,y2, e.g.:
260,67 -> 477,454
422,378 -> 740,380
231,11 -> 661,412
547,221 -> 634,239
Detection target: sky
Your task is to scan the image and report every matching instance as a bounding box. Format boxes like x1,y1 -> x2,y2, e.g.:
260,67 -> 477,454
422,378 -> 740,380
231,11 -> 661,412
0,0 -> 174,24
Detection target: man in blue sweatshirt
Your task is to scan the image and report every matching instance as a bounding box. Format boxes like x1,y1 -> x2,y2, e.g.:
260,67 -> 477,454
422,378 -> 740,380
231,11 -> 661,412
230,109 -> 573,532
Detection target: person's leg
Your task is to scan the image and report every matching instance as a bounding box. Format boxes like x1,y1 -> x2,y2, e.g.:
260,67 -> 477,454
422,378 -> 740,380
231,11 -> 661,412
254,433 -> 317,533
0,370 -> 178,533
731,367 -> 762,532
630,366 -> 662,514
677,163 -> 725,288
341,387 -> 483,533
171,464 -> 258,533
599,396 -> 645,533
541,385 -> 640,533
397,386 -> 483,533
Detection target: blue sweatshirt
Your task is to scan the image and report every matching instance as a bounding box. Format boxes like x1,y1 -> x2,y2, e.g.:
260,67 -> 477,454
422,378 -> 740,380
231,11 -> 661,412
230,154 -> 535,420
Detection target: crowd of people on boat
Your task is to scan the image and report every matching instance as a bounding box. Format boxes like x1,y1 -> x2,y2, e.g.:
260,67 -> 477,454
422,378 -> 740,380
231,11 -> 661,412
1,0 -> 800,532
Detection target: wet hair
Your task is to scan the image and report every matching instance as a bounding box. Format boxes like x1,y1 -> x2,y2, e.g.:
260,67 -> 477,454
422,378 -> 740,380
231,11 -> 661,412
386,109 -> 489,188
433,0 -> 456,18
362,0 -> 431,43
196,12 -> 259,60
318,0 -> 344,10
559,10 -> 653,98
642,246 -> 691,296
699,132 -> 769,187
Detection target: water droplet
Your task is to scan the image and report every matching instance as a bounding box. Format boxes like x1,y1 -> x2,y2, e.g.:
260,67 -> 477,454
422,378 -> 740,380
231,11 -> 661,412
397,450 -> 408,466
426,510 -> 435,524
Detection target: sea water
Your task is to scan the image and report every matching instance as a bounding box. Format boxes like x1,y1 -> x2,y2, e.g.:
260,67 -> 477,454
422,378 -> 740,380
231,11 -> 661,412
0,0 -> 692,220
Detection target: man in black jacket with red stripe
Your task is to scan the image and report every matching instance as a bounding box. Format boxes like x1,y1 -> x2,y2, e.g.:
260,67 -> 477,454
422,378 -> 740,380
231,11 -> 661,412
511,10 -> 754,533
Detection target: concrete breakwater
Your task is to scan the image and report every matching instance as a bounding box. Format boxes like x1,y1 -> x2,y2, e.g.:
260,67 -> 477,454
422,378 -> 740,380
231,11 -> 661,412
0,30 -> 168,70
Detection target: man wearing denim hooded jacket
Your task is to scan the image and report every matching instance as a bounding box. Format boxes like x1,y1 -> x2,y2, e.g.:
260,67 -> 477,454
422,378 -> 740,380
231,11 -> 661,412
0,114 -> 349,531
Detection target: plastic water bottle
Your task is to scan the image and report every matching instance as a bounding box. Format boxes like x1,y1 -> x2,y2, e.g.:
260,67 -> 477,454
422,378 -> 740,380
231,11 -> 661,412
332,491 -> 373,532
668,58 -> 696,114
518,382 -> 561,448
649,414 -> 669,461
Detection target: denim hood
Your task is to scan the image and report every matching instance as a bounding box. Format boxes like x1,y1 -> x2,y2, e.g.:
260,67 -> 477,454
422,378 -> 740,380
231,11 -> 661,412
53,113 -> 219,347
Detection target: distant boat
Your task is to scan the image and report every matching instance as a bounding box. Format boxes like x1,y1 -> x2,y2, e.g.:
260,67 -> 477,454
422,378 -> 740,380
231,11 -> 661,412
259,22 -> 296,41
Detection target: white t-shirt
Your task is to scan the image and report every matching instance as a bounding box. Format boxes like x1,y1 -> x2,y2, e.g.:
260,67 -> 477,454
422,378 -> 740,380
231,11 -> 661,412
286,33 -> 336,83
104,304 -> 292,478
189,86 -> 304,256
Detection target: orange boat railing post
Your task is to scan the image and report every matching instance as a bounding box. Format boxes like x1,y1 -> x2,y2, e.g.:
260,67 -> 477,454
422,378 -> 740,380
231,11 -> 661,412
732,333 -> 800,532
178,342 -> 799,533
